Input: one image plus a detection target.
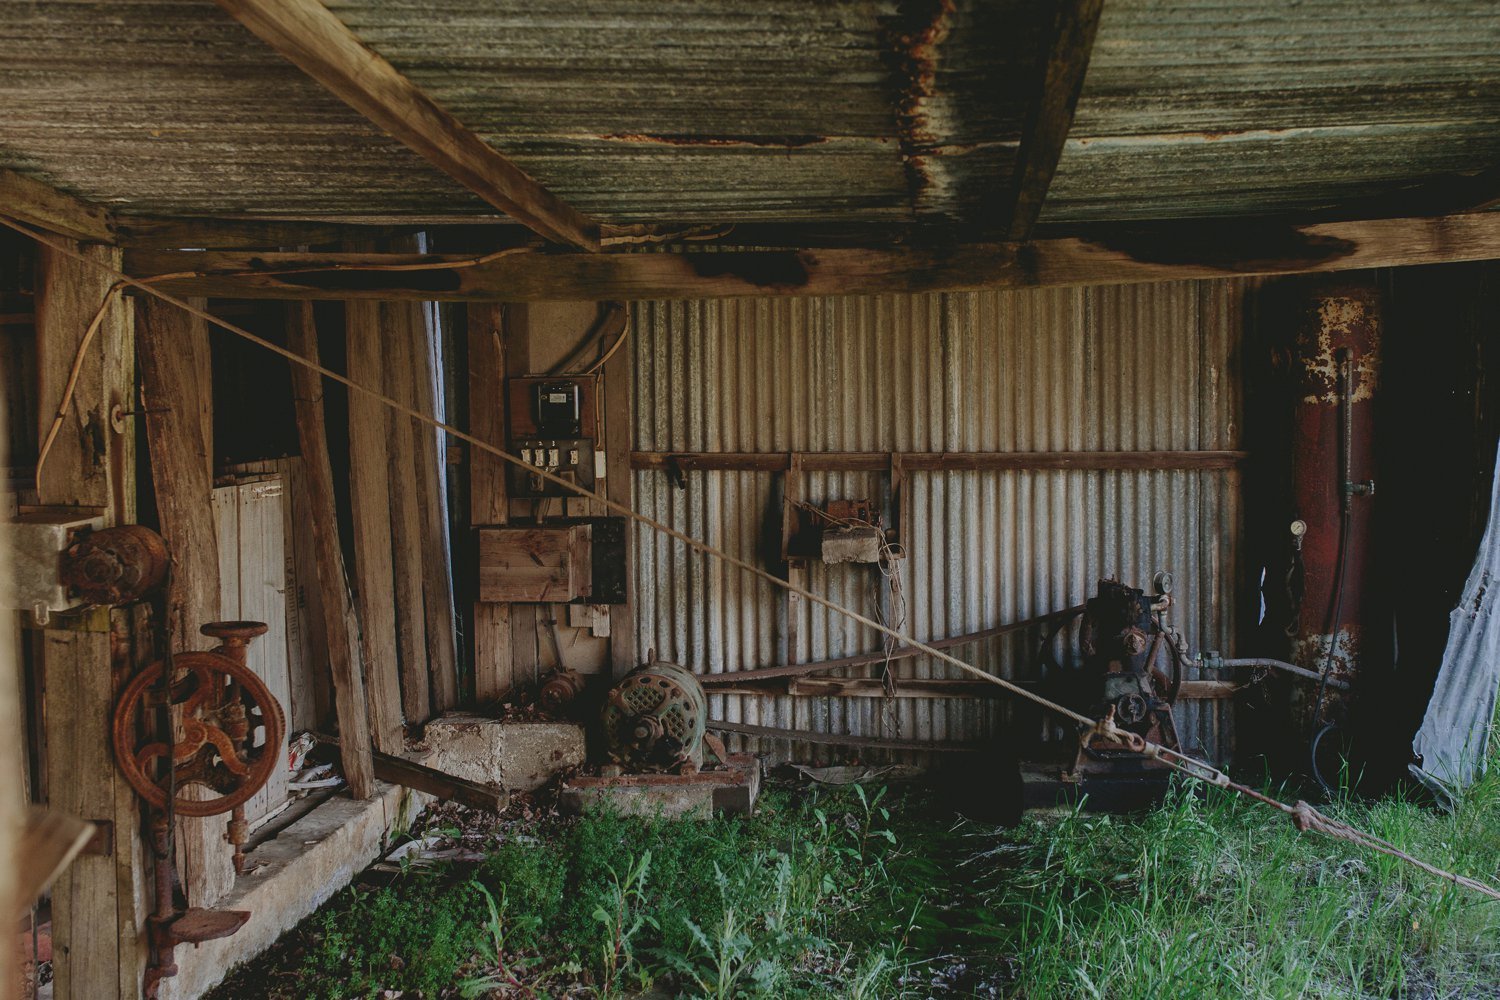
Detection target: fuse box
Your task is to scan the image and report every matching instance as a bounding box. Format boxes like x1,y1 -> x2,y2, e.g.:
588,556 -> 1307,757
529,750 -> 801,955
507,375 -> 601,498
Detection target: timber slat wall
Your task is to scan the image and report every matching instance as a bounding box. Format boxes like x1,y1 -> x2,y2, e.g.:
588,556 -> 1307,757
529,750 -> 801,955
35,243 -> 148,1000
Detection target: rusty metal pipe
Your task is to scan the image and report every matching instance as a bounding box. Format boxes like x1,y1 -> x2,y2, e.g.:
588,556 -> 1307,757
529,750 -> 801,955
1216,657 -> 1351,691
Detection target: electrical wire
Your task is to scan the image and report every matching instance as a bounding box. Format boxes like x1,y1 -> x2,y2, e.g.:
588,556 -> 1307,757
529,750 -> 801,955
33,282 -> 125,489
7,213 -> 1498,903
579,320 -> 630,377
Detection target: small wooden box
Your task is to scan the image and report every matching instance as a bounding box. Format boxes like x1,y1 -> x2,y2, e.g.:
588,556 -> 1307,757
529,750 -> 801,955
478,525 -> 593,602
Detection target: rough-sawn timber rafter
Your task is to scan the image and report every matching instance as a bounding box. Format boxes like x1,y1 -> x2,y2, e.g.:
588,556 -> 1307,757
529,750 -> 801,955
122,213 -> 1500,302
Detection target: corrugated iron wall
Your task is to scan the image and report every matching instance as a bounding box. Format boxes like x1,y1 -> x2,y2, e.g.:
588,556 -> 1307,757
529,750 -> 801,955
631,279 -> 1251,764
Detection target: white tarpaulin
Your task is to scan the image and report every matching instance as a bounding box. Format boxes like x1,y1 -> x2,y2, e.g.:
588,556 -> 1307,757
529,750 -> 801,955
1411,441 -> 1500,807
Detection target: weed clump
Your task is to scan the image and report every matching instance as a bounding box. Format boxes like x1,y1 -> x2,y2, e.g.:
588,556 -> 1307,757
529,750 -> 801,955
292,876 -> 488,999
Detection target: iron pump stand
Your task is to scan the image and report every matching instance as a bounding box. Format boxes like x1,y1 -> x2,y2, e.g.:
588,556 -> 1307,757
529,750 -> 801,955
1069,578 -> 1185,783
112,620 -> 286,997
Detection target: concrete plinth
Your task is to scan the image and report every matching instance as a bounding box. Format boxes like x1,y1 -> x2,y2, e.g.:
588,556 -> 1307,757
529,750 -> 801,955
166,780 -> 426,1000
558,754 -> 761,819
423,715 -> 586,792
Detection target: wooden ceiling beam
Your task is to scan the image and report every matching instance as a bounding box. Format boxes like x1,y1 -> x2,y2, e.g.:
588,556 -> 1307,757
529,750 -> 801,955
0,168 -> 115,243
213,0 -> 601,251
121,212 -> 1500,302
1002,0 -> 1105,242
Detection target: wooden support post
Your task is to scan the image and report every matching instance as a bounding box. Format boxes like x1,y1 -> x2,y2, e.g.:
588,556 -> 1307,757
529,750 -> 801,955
466,303 -> 512,703
136,294 -> 238,910
345,300 -> 405,752
406,305 -> 460,712
603,305 -> 636,677
782,454 -> 805,667
136,298 -> 216,651
501,306 -> 540,691
380,301 -> 431,726
286,303 -> 375,798
33,242 -> 147,1000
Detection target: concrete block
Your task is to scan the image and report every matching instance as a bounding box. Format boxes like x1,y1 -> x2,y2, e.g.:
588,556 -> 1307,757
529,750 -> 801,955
166,780 -> 422,1000
558,754 -> 761,819
423,715 -> 586,792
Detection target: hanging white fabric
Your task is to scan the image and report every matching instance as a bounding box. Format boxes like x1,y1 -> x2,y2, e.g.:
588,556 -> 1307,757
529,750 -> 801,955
1411,439 -> 1500,807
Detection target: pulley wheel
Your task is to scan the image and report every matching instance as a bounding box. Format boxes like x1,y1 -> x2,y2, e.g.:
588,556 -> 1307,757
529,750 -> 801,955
112,650 -> 285,817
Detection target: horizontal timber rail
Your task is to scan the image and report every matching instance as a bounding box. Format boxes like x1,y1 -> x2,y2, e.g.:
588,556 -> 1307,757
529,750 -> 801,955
701,605 -> 1087,686
783,676 -> 1235,700
708,720 -> 977,753
119,212 -> 1500,302
633,450 -> 1246,473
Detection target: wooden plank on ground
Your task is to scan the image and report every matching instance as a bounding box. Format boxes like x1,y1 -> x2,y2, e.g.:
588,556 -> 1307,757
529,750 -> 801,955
345,298 -> 405,752
286,303 -> 375,796
213,0 -> 598,250
314,734 -> 506,811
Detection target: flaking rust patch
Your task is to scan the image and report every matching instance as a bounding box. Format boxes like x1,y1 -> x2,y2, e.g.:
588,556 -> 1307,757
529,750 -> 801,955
1299,296 -> 1382,405
880,0 -> 957,213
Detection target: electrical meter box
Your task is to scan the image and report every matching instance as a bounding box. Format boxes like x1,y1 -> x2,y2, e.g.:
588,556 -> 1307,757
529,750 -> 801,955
533,381 -> 582,436
507,375 -> 601,498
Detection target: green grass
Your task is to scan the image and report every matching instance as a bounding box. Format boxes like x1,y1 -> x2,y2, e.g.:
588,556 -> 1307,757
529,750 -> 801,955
210,750 -> 1500,999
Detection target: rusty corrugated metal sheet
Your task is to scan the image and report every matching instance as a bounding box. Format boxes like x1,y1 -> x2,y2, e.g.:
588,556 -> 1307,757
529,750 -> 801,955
0,1 -> 1495,225
631,280 -> 1251,763
1047,0 -> 1500,222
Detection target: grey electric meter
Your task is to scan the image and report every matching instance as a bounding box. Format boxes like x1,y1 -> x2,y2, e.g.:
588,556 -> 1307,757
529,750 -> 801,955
534,381 -> 582,436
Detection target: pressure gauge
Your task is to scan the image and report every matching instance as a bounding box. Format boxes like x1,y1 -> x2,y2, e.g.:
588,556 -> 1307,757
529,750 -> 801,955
1290,519 -> 1307,539
1153,570 -> 1174,596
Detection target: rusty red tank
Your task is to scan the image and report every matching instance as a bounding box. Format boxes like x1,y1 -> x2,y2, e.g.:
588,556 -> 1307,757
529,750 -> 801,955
1287,279 -> 1381,718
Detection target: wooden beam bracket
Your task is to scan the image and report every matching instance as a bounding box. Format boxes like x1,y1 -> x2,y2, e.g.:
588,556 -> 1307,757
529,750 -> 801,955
214,0 -> 599,250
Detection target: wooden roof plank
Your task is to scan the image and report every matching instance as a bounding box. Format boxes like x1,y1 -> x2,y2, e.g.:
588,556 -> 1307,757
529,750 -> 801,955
1003,0 -> 1105,241
213,0 -> 601,251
